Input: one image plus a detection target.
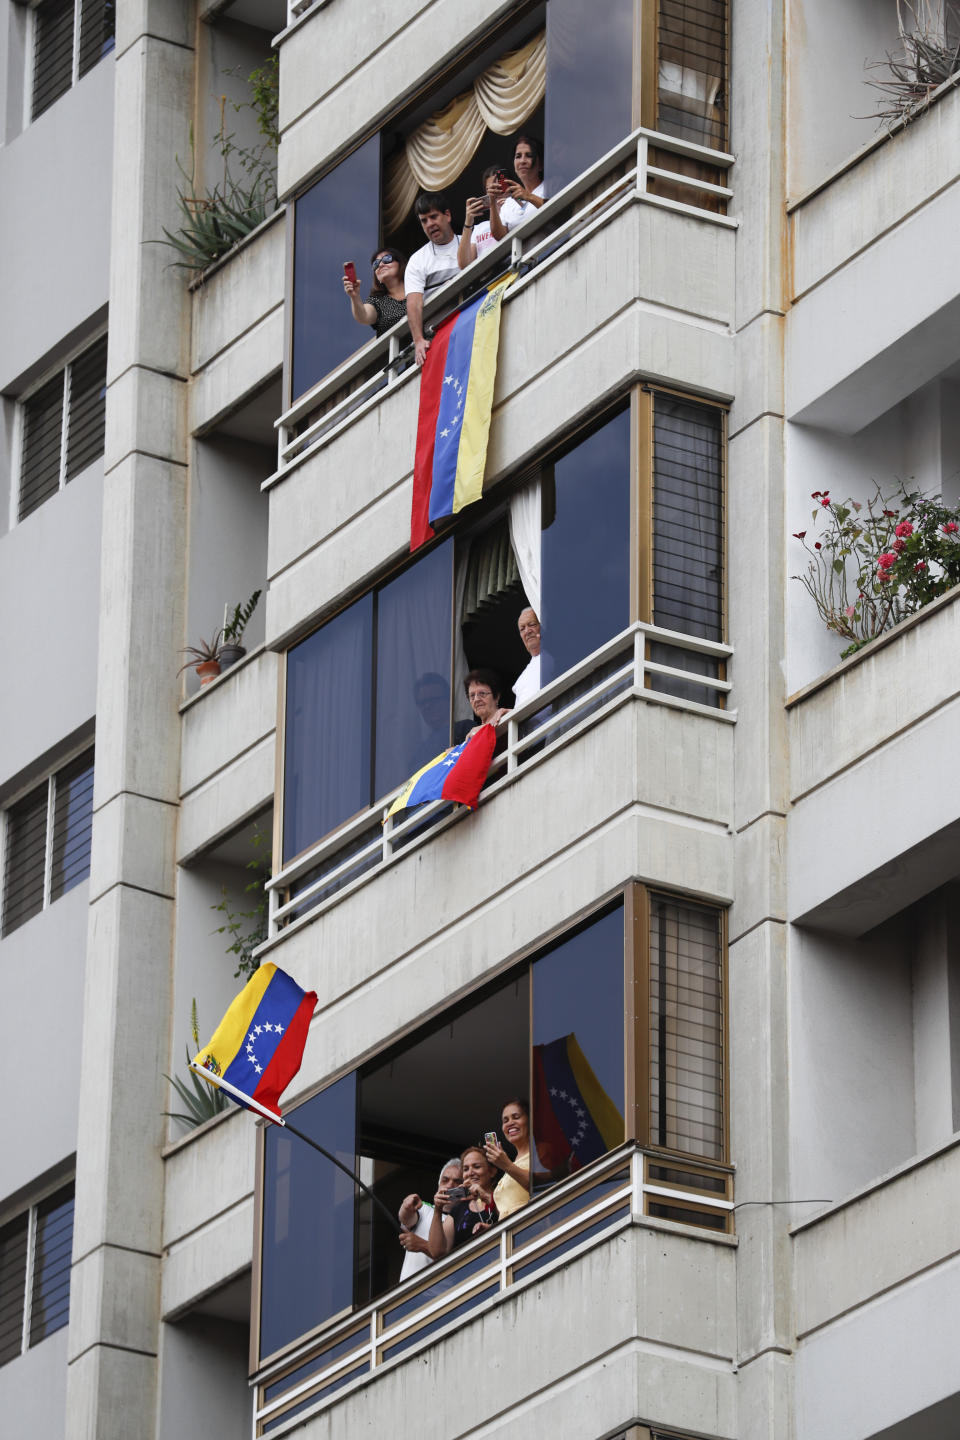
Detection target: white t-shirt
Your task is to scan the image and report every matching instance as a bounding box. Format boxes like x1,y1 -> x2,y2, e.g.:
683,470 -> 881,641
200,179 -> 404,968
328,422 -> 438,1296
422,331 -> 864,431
499,181 -> 545,232
512,653 -> 541,709
399,1202 -> 435,1280
471,220 -> 498,258
404,236 -> 462,297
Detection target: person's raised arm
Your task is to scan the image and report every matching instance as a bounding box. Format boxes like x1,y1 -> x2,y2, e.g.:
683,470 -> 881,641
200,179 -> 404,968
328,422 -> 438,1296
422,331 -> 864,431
458,194 -> 486,269
488,175 -> 508,242
343,274 -> 377,327
426,1185 -> 455,1258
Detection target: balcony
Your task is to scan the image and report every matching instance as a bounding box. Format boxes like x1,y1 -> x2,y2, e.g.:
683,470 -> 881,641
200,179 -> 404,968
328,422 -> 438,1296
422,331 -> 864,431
787,77 -> 960,432
786,587 -> 960,933
792,1134 -> 960,1440
254,1143 -> 736,1438
265,621 -> 734,944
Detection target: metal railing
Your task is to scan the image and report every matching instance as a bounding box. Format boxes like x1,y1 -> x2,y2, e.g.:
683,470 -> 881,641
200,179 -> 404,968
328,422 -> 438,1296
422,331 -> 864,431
253,1142 -> 734,1436
263,622 -> 734,942
265,124 -> 735,487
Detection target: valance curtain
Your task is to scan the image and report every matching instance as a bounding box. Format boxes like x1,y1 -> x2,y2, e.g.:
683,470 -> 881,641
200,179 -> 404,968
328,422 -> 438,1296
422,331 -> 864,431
383,30 -> 546,235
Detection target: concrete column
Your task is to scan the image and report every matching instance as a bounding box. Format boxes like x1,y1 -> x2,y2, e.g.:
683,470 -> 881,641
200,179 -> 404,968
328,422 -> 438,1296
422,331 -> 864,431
728,2 -> 794,1437
65,4 -> 195,1438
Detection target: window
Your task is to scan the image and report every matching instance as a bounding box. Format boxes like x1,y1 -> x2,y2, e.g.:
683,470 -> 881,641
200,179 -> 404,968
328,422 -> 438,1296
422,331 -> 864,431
1,748 -> 94,938
287,1 -> 729,403
255,888 -> 726,1364
280,389 -> 724,868
17,335 -> 108,522
30,0 -> 115,121
0,1182 -> 74,1367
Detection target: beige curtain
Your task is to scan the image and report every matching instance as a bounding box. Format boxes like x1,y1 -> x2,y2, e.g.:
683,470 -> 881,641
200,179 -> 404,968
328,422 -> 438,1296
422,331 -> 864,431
383,31 -> 545,235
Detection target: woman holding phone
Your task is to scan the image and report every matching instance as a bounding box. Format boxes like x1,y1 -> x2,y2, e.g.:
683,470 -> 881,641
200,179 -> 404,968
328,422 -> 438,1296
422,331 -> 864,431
427,1145 -> 499,1256
484,1097 -> 531,1220
489,135 -> 545,243
457,166 -> 510,269
342,247 -> 408,336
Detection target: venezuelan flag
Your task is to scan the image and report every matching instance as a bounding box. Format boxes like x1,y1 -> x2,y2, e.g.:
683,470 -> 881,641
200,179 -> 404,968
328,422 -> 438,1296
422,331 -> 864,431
410,274 -> 515,551
191,963 -> 317,1122
533,1034 -> 624,1171
385,725 -> 497,819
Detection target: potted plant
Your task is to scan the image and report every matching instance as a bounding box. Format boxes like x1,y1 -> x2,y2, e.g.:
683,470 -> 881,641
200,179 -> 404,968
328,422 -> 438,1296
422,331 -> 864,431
178,629 -> 223,686
219,588 -> 262,669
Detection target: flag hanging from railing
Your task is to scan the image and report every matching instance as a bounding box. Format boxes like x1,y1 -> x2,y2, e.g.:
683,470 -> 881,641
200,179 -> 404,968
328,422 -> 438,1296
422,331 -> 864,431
410,274 -> 516,551
532,1033 -> 624,1171
190,963 -> 317,1122
385,725 -> 497,819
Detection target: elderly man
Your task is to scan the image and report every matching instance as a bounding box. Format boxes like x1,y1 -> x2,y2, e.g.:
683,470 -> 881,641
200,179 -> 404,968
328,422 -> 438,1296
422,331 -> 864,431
511,608 -> 542,709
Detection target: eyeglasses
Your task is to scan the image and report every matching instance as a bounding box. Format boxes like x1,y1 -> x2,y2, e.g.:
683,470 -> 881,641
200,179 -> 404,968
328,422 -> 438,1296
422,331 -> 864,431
468,689 -> 493,701
373,255 -> 396,269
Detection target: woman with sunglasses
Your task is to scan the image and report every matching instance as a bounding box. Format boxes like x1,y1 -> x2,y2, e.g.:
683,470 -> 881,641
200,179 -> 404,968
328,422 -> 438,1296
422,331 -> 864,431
342,248 -> 409,336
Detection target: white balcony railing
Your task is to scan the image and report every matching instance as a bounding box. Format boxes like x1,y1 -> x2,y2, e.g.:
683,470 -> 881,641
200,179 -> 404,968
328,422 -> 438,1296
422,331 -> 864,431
265,124 -> 735,489
254,1142 -> 734,1437
262,621 -> 734,944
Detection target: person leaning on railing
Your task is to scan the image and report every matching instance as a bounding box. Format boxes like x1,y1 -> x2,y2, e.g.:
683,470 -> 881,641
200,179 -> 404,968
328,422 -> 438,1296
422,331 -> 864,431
427,1145 -> 499,1255
397,1158 -> 461,1279
488,134 -> 546,245
342,248 -> 409,337
484,1097 -> 531,1220
405,191 -> 462,367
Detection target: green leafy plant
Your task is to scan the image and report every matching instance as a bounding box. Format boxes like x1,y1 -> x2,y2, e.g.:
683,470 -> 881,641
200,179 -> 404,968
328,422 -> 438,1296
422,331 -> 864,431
223,589 -> 262,645
164,999 -> 231,1130
791,480 -> 960,657
866,1 -> 960,124
212,827 -> 272,979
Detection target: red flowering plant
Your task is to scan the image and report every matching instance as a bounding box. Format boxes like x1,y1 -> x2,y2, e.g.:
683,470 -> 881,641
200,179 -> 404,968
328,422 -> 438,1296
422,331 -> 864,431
792,481 -> 960,657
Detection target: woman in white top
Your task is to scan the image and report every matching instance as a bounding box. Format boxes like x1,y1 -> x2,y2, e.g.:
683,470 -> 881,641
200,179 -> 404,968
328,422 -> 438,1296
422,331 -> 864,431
489,135 -> 545,244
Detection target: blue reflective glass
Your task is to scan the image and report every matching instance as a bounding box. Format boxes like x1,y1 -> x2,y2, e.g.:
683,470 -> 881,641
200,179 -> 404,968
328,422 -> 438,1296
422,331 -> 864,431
283,594 -> 373,863
375,540 -> 453,798
540,408 -> 631,683
545,0 -> 634,194
292,135 -> 381,401
260,1074 -> 357,1360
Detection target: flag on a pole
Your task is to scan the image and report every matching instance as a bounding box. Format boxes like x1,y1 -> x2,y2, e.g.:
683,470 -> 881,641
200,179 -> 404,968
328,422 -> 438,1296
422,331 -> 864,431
190,963 -> 317,1122
385,725 -> 497,820
532,1033 -> 624,1171
410,274 -> 515,551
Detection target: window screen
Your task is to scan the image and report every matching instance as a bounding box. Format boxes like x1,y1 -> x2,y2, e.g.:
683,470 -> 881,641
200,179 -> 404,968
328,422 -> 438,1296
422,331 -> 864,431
652,394 -> 723,641
65,335 -> 108,481
658,0 -> 728,150
18,338 -> 108,523
29,1187 -> 74,1346
50,752 -> 95,902
78,0 -> 116,79
31,0 -> 75,121
2,748 -> 94,937
1,786 -> 48,938
19,373 -> 66,522
649,895 -> 723,1159
0,1213 -> 29,1367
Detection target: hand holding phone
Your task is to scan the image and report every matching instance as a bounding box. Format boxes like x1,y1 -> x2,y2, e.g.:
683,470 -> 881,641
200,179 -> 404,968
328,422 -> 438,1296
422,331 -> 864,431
343,261 -> 357,286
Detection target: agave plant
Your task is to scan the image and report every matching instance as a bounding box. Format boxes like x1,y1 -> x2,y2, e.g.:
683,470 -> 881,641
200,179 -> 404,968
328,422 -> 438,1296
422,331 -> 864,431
177,629 -> 223,675
163,1000 -> 230,1130
865,0 -> 960,123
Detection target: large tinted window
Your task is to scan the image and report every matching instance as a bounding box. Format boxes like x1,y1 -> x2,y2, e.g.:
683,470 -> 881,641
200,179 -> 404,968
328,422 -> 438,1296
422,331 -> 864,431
545,0 -> 634,194
260,1073 -> 357,1360
284,595 -> 373,862
540,408 -> 631,682
292,135 -> 381,402
531,905 -> 625,1179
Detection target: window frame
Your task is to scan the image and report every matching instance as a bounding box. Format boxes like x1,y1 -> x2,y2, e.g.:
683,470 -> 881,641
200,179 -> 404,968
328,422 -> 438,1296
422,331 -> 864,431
275,384 -> 727,874
0,743 -> 95,938
25,0 -> 115,125
12,331 -> 108,526
0,1177 -> 75,1368
251,881 -> 728,1371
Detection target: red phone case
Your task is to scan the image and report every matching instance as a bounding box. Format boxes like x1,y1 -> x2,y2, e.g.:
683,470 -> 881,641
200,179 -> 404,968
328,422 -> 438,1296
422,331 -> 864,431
344,262 -> 357,285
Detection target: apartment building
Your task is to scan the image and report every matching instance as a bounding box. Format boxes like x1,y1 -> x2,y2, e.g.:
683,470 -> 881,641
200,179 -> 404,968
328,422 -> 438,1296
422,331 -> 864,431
0,1 -> 958,1437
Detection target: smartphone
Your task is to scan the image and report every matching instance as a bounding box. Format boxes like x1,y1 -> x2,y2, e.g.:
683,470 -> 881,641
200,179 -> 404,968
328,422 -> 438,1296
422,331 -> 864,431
484,1130 -> 498,1149
495,169 -> 508,193
343,261 -> 357,285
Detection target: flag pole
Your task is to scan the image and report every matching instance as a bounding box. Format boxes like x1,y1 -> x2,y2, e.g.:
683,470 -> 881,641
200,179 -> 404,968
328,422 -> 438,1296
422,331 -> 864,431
280,1119 -> 402,1234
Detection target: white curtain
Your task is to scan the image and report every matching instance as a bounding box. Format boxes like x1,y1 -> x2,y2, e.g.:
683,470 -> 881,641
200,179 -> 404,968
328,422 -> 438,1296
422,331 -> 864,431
383,31 -> 546,235
509,478 -> 541,617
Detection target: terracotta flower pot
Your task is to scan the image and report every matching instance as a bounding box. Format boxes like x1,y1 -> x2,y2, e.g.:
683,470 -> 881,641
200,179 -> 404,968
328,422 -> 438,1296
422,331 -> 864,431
196,659 -> 221,686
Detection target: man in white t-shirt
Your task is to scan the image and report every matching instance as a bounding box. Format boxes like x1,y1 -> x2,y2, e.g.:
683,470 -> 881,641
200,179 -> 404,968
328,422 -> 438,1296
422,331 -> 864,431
405,192 -> 461,366
512,607 -> 542,709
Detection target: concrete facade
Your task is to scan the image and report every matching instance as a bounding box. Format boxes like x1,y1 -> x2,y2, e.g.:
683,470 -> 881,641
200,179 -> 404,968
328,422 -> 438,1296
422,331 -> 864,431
1,2 -> 959,1438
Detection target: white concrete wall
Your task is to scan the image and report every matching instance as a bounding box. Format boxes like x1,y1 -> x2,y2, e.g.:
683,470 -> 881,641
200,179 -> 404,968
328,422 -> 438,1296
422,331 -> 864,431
157,1317 -> 251,1440
0,57 -> 113,392
786,0 -> 899,199
0,881 -> 87,1200
0,462 -> 102,790
0,1327 -> 68,1440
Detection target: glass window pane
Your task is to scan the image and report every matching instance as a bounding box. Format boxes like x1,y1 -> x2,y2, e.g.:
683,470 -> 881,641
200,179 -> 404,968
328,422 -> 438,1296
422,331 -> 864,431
658,0 -> 728,150
545,0 -> 634,194
649,895 -> 723,1159
260,1073 -> 357,1361
375,541 -> 452,797
292,135 -> 381,402
540,408 -> 631,682
29,1184 -> 74,1346
0,1213 -> 28,1367
531,905 -> 625,1184
283,594 -> 373,863
66,337 -> 108,481
19,372 -> 65,522
50,750 -> 95,902
32,0 -> 74,121
78,0 -> 116,78
2,784 -> 48,938
653,395 -> 723,641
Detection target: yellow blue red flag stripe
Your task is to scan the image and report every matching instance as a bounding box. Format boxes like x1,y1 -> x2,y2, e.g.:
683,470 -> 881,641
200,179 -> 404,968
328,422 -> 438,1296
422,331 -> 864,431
191,963 -> 317,1121
385,725 -> 497,819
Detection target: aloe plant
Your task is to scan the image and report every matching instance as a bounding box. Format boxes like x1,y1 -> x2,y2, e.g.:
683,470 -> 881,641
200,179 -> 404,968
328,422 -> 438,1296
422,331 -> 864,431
163,1000 -> 231,1130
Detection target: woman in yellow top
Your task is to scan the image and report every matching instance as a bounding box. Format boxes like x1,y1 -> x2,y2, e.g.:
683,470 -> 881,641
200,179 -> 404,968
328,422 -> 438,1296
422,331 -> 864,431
485,1097 -> 531,1219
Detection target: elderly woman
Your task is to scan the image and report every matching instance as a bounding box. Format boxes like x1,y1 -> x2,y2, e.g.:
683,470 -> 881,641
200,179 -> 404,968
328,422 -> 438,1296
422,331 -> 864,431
397,1157 -> 461,1280
427,1145 -> 499,1256
342,248 -> 408,337
484,1097 -> 531,1220
463,668 -> 509,736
